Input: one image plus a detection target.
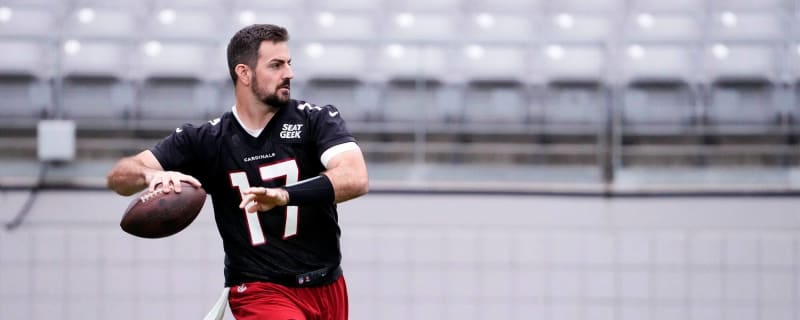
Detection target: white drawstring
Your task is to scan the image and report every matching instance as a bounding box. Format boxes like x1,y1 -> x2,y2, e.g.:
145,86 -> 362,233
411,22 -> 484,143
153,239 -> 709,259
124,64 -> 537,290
202,287 -> 230,320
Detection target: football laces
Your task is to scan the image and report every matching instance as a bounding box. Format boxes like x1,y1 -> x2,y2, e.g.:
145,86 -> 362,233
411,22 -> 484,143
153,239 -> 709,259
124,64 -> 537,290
139,189 -> 165,203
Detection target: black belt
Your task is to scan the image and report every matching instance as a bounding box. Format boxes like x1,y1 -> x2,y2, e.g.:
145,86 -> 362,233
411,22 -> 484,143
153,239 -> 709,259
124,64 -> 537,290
228,265 -> 342,288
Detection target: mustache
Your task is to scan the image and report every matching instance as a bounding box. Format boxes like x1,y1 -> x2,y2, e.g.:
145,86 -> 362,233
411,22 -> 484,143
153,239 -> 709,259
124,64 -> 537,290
278,80 -> 291,89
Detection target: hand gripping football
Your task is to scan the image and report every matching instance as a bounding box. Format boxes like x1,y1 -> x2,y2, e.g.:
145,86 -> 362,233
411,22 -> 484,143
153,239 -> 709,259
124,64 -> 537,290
120,182 -> 207,238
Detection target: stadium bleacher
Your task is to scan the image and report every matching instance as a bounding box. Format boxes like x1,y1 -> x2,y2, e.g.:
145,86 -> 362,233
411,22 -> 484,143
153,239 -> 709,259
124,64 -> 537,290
0,0 -> 798,187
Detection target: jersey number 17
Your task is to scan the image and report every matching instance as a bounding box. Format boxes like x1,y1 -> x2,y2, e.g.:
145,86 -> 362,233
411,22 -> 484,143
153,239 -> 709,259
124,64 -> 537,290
229,159 -> 299,246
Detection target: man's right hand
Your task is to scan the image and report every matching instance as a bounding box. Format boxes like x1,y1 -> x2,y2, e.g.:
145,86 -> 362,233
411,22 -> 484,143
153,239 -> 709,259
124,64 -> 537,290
146,170 -> 202,193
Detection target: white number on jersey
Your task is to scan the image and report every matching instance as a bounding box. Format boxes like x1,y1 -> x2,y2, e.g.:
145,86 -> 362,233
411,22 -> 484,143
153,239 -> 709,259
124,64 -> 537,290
229,159 -> 300,246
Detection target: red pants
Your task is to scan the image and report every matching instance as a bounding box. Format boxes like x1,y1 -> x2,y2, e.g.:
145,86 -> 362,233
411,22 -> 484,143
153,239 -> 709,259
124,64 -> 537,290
228,276 -> 348,320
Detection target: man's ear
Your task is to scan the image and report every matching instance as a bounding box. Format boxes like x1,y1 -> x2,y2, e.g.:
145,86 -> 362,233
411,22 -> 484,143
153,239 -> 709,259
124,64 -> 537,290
235,64 -> 250,86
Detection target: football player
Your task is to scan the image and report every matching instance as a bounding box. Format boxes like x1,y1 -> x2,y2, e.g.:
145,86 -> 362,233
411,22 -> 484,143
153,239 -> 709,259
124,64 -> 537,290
107,24 -> 369,320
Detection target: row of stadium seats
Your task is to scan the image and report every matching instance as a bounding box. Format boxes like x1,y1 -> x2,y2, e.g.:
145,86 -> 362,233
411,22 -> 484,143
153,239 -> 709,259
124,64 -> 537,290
1,0 -> 796,84
1,5 -> 791,42
1,0 -> 798,135
0,77 -> 795,133
0,40 -> 795,84
2,0 -> 789,13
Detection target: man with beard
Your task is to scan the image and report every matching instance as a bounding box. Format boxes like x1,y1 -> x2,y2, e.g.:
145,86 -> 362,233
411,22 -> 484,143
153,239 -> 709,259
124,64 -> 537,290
106,24 -> 369,320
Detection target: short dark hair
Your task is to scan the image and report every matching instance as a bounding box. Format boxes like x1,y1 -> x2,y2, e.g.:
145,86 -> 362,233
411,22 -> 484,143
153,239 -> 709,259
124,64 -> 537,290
226,24 -> 290,85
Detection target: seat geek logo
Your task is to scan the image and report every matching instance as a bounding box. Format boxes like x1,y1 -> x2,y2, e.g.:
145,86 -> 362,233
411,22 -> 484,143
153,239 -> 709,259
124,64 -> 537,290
280,124 -> 303,139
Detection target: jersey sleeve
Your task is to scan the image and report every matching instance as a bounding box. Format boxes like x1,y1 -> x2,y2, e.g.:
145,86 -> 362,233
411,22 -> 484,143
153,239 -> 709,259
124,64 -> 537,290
309,105 -> 358,154
150,123 -> 209,181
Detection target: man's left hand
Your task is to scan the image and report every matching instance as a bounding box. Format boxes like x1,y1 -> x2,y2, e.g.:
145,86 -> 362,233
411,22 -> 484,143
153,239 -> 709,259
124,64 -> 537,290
239,187 -> 289,213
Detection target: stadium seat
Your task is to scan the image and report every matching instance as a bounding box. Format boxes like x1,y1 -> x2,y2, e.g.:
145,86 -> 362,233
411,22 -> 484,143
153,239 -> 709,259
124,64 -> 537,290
374,44 -> 448,82
138,78 -> 217,122
384,13 -> 456,41
0,40 -> 51,78
471,0 -> 542,13
463,13 -> 534,43
61,41 -> 131,79
629,0 -> 701,12
463,81 -> 528,125
621,45 -> 694,83
61,77 -> 133,122
709,12 -> 783,41
458,45 -> 528,83
133,41 -> 217,123
538,44 -> 605,83
547,0 -> 624,13
382,80 -> 438,123
708,80 -> 779,126
295,43 -> 367,80
542,14 -> 612,42
388,0 -> 461,12
62,7 -> 139,40
622,81 -> 695,128
73,0 -> 143,9
352,83 -> 383,122
619,44 -> 696,131
704,44 -> 777,81
307,0 -> 381,11
0,6 -> 56,39
537,43 -> 606,127
432,84 -> 464,123
703,43 -> 781,129
231,0 -> 301,10
301,79 -> 377,122
305,12 -> 375,41
301,80 -> 359,110
59,41 -> 135,123
624,14 -> 701,42
374,43 -> 458,125
2,0 -> 63,5
711,0 -> 785,11
137,42 -> 213,80
0,76 -> 52,121
151,0 -> 224,10
0,39 -> 53,120
542,81 -> 606,126
225,9 -> 296,38
143,8 -> 221,42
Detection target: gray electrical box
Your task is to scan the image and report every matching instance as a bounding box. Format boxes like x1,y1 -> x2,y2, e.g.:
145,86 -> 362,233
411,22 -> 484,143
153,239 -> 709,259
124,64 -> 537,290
37,120 -> 76,162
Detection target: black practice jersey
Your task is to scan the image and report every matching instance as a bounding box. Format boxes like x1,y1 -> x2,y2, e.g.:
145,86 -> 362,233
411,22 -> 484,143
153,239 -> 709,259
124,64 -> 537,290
150,99 -> 357,287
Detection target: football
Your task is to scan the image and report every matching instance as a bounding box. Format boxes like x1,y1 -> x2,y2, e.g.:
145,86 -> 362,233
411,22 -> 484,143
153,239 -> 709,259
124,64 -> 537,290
120,182 -> 207,238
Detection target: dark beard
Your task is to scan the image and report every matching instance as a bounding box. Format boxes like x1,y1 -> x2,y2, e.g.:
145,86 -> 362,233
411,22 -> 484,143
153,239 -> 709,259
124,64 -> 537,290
263,93 -> 289,108
252,76 -> 290,108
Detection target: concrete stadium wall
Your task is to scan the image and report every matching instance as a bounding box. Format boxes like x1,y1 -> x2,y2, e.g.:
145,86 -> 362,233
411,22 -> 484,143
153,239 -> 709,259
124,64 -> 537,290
1,191 -> 798,320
